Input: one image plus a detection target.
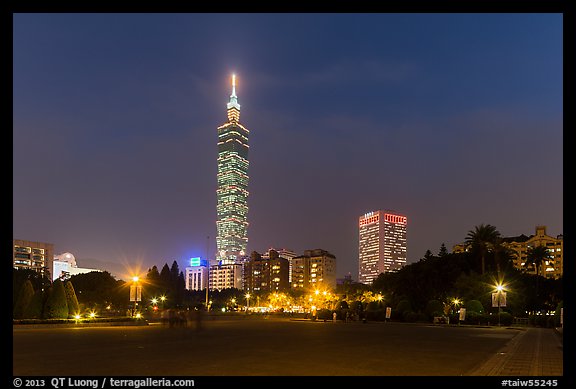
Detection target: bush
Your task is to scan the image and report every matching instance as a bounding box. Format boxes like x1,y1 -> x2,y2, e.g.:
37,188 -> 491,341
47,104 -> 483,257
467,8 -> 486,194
317,309 -> 332,321
402,311 -> 418,322
464,311 -> 484,325
465,299 -> 484,314
396,300 -> 412,315
365,309 -> 389,321
416,312 -> 429,322
43,280 -> 69,319
24,289 -> 45,319
425,300 -> 444,319
499,312 -> 513,326
64,281 -> 80,317
13,280 -> 35,319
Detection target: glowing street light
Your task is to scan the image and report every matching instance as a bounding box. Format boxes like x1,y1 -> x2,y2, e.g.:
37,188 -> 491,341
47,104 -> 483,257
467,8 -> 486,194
129,276 -> 142,317
493,282 -> 507,326
245,293 -> 251,311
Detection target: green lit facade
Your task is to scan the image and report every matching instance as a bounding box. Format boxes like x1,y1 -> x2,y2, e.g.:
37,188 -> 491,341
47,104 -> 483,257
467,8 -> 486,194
216,75 -> 249,262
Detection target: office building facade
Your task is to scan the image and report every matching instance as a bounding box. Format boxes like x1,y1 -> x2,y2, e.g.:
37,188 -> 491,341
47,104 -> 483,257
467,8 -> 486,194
185,257 -> 209,291
358,210 -> 407,284
13,239 -> 54,279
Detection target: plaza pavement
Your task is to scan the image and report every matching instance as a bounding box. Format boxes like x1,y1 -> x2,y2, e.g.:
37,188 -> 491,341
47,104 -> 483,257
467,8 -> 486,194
466,327 -> 563,376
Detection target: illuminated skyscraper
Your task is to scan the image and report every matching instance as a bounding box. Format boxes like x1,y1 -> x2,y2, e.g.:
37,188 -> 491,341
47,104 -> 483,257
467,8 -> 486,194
216,74 -> 250,263
358,210 -> 407,284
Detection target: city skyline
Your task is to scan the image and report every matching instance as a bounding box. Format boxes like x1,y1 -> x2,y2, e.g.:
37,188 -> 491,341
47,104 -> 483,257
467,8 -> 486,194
12,13 -> 563,280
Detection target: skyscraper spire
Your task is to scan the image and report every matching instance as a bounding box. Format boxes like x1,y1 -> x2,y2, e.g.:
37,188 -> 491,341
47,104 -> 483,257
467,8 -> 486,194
217,73 -> 249,263
227,73 -> 241,114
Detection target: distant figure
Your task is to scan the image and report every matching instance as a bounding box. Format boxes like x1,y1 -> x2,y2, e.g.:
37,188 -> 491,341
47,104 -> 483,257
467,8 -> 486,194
185,309 -> 194,328
195,308 -> 203,332
333,312 -> 337,322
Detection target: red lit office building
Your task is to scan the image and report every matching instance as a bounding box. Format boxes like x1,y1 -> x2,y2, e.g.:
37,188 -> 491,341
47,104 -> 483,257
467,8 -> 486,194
358,210 -> 407,285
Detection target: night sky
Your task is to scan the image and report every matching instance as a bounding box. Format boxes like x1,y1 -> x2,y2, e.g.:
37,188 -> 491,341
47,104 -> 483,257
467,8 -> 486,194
12,13 -> 563,280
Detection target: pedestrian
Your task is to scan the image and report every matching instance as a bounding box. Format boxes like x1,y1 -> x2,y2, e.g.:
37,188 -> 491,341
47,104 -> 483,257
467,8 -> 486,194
333,312 -> 337,322
195,308 -> 203,332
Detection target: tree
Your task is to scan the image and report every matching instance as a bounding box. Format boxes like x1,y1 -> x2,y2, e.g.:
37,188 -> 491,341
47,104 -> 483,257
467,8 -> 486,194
24,289 -> 45,319
465,224 -> 501,275
64,281 -> 80,317
159,263 -> 172,298
525,245 -> 550,278
493,240 -> 517,276
438,243 -> 448,257
13,280 -> 35,319
43,279 -> 69,319
422,249 -> 434,261
13,268 -> 51,308
465,299 -> 485,314
525,245 -> 551,310
69,271 -> 126,310
145,266 -> 162,300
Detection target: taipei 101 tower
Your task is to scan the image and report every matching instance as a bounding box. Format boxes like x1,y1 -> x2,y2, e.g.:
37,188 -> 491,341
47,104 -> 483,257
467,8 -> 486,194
215,74 -> 250,263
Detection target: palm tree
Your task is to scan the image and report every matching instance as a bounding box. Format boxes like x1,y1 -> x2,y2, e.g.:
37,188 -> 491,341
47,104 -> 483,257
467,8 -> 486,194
525,245 -> 551,313
465,224 -> 501,275
525,245 -> 551,277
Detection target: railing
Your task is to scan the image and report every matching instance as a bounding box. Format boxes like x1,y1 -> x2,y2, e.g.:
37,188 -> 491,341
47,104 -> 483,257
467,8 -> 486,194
513,317 -> 529,326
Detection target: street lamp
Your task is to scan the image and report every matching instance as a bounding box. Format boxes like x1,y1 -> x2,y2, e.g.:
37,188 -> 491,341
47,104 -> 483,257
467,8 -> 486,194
452,298 -> 461,313
129,276 -> 142,317
245,293 -> 251,312
493,283 -> 507,327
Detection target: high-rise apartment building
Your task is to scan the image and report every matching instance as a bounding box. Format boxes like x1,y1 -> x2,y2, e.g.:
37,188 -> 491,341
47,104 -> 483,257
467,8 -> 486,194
358,210 -> 407,285
291,249 -> 337,290
209,262 -> 243,291
216,74 -> 250,263
243,249 -> 290,293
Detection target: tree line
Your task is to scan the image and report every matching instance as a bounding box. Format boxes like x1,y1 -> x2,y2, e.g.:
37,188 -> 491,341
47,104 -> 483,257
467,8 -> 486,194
13,224 -> 562,325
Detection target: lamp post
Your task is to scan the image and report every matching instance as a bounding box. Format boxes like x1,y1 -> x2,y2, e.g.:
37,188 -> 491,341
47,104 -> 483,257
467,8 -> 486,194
497,285 -> 503,326
493,283 -> 507,327
130,276 -> 142,317
245,293 -> 251,312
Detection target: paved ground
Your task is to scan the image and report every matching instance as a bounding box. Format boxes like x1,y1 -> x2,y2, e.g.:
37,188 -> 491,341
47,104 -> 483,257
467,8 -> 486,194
12,316 -> 563,376
467,327 -> 563,376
